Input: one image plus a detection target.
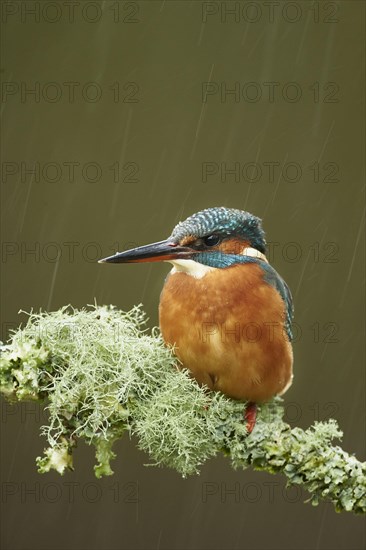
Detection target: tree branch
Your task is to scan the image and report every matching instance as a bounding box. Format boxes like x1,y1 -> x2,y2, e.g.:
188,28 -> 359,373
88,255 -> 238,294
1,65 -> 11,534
0,305 -> 365,514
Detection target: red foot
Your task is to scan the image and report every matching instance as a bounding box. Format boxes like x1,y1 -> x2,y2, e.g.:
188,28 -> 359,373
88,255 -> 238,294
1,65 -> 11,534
244,402 -> 257,434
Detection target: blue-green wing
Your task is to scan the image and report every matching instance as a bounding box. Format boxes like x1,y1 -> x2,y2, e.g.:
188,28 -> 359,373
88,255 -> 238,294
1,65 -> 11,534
260,263 -> 294,341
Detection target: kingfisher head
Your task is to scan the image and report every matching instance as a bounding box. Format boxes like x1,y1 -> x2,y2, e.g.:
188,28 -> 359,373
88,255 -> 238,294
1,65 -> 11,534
99,207 -> 267,273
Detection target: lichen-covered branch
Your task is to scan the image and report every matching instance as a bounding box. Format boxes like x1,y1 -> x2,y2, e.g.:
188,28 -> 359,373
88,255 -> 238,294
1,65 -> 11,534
0,305 -> 365,514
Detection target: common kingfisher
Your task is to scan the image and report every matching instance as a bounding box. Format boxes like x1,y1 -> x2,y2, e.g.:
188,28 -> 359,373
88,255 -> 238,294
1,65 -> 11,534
99,207 -> 294,432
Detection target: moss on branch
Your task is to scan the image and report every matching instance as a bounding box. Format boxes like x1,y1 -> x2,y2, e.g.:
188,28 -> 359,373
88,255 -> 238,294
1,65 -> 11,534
0,304 -> 365,514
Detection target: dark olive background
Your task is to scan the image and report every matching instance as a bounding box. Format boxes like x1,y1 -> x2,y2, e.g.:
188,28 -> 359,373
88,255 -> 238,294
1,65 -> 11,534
1,1 -> 365,549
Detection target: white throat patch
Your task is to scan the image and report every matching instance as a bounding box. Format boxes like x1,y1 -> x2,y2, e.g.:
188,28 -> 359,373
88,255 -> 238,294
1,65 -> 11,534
168,259 -> 214,279
167,247 -> 267,279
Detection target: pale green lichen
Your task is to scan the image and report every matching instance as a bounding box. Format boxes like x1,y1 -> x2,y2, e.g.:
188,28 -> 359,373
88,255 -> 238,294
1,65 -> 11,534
0,304 -> 365,514
36,436 -> 74,475
0,338 -> 51,400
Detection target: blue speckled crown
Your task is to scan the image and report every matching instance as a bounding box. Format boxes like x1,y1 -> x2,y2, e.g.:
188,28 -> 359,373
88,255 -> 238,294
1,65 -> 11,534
170,207 -> 266,253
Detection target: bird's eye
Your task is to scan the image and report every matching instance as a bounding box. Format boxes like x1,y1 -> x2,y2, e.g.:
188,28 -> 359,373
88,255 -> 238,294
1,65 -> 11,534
203,234 -> 220,247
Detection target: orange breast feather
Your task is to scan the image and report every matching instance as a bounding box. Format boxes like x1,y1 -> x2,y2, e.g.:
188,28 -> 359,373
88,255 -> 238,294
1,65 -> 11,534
159,263 -> 293,402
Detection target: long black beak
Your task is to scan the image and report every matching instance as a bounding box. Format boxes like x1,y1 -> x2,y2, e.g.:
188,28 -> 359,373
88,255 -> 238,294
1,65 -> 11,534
98,239 -> 194,264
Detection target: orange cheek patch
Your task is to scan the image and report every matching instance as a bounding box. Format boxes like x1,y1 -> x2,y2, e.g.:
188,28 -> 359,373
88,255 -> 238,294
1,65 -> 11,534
179,236 -> 249,254
180,235 -> 196,246
217,238 -> 249,255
